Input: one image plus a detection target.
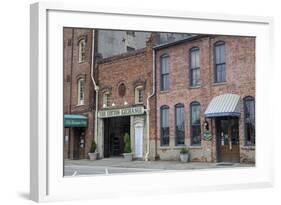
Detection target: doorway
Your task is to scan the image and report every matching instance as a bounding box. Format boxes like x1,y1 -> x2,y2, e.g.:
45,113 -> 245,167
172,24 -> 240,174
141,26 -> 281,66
134,123 -> 143,158
73,128 -> 85,160
103,116 -> 130,157
216,117 -> 240,163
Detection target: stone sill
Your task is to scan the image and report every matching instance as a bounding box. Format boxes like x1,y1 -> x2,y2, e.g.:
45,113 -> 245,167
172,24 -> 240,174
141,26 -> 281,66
241,146 -> 255,150
159,90 -> 169,94
189,146 -> 203,149
212,82 -> 227,86
189,85 -> 201,89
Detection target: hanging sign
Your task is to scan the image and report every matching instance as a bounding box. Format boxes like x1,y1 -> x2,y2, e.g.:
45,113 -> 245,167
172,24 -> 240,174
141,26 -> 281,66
98,106 -> 145,118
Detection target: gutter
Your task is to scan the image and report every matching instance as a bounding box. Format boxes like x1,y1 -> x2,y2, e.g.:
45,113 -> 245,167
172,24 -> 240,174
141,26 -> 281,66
90,30 -> 99,153
144,48 -> 156,161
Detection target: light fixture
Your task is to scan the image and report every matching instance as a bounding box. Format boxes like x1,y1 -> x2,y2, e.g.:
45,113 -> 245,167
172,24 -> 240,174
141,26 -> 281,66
124,101 -> 128,105
112,103 -> 115,106
103,104 -> 106,108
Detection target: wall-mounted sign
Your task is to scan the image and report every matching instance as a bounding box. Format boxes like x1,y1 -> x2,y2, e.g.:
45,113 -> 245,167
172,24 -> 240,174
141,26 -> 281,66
203,130 -> 212,141
98,106 -> 145,118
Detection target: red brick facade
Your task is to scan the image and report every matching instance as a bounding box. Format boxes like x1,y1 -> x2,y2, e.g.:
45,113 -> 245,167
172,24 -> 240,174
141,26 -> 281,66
63,29 -> 255,163
63,28 -> 95,159
155,35 -> 255,162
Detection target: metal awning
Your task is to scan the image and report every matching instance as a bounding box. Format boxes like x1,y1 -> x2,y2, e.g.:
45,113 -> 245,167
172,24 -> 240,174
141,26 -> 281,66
64,114 -> 88,127
204,94 -> 240,118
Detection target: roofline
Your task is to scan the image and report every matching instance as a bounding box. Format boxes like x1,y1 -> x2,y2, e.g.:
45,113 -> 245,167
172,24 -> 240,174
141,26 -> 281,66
153,34 -> 211,50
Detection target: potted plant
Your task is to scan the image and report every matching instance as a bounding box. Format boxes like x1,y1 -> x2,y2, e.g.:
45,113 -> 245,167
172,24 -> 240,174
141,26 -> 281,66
123,133 -> 133,161
88,140 -> 98,160
179,147 -> 189,162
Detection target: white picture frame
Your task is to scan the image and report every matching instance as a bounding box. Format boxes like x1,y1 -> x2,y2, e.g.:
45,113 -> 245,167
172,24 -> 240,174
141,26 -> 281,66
30,2 -> 274,202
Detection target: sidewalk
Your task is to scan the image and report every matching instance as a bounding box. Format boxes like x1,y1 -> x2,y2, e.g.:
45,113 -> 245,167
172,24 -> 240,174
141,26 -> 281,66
64,157 -> 254,171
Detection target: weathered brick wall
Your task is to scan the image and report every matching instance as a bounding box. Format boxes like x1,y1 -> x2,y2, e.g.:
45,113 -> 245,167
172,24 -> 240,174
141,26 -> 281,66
155,35 -> 255,162
63,28 -> 95,159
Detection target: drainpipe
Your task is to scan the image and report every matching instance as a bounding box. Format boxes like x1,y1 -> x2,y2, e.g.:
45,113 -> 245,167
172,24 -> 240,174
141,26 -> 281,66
90,30 -> 99,153
144,49 -> 156,161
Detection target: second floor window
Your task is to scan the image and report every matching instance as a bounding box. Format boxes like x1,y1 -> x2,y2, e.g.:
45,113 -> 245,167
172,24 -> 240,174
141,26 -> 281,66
78,39 -> 86,63
214,41 -> 226,83
189,47 -> 200,86
190,101 -> 201,146
77,78 -> 85,105
135,86 -> 144,104
160,105 -> 169,146
103,92 -> 111,107
175,103 -> 185,145
160,55 -> 169,91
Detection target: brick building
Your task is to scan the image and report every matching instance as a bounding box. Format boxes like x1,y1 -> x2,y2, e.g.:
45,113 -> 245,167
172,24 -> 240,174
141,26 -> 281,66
154,35 -> 255,163
63,28 -> 95,159
64,28 -> 255,163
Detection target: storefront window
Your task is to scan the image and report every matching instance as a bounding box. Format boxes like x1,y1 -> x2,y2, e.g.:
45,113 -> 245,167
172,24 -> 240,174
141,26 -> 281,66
175,103 -> 185,145
190,101 -> 201,146
244,96 -> 255,145
160,105 -> 169,146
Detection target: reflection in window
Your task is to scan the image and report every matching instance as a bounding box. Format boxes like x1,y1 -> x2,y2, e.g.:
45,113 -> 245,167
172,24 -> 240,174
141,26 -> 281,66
160,55 -> 169,91
175,104 -> 185,145
214,41 -> 226,83
244,96 -> 255,145
190,101 -> 201,146
189,47 -> 200,86
78,39 -> 86,63
78,78 -> 85,105
160,105 -> 169,146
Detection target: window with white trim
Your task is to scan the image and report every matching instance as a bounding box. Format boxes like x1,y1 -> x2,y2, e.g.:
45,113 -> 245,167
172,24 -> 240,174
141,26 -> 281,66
77,78 -> 85,105
135,86 -> 144,104
78,39 -> 86,63
103,92 -> 111,107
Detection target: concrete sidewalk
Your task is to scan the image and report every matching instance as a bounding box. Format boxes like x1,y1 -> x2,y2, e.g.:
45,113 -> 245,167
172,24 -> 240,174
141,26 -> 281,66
64,157 -> 254,171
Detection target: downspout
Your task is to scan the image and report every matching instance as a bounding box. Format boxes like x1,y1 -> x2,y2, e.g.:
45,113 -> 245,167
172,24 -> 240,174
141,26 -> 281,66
90,29 -> 99,152
144,48 -> 156,161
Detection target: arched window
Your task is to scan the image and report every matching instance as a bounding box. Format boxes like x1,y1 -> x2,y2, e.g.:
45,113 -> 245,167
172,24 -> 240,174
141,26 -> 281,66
175,103 -> 185,145
135,85 -> 144,104
214,41 -> 226,83
78,39 -> 86,63
77,78 -> 85,105
190,101 -> 201,146
160,105 -> 169,146
189,47 -> 200,86
160,54 -> 169,91
244,96 -> 255,145
103,91 -> 111,107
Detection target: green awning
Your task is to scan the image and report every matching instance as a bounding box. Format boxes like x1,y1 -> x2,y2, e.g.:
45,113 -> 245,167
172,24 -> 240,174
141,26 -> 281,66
64,114 -> 88,127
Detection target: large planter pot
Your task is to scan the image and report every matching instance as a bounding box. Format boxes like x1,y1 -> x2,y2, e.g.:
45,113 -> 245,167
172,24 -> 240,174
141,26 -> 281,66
180,153 -> 189,162
88,152 -> 98,160
123,153 -> 133,161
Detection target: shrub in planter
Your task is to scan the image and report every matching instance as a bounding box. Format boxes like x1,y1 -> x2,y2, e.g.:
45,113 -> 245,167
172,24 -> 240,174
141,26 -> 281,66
179,147 -> 189,162
88,140 -> 98,160
123,133 -> 133,161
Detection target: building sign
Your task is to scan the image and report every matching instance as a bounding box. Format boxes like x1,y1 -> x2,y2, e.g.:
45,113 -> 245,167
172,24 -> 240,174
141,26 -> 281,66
98,106 -> 145,118
64,114 -> 88,127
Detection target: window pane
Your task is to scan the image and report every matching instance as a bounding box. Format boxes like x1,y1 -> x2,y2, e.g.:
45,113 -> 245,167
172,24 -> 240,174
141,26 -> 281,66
161,107 -> 169,146
175,105 -> 185,145
244,97 -> 255,145
191,103 -> 201,145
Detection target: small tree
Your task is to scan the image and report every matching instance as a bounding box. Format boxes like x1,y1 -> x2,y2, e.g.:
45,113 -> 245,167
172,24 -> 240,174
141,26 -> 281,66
123,133 -> 132,153
90,140 -> 97,153
180,147 -> 189,154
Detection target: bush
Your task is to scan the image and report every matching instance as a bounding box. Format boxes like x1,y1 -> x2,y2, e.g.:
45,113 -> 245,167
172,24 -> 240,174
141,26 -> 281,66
123,133 -> 132,153
180,147 -> 189,154
90,140 -> 97,153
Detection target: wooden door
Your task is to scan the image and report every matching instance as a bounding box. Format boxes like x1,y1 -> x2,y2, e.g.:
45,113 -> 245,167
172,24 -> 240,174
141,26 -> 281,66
216,118 -> 240,163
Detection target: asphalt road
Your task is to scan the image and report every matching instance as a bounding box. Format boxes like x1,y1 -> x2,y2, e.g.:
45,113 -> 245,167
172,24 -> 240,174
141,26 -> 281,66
64,165 -> 164,176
